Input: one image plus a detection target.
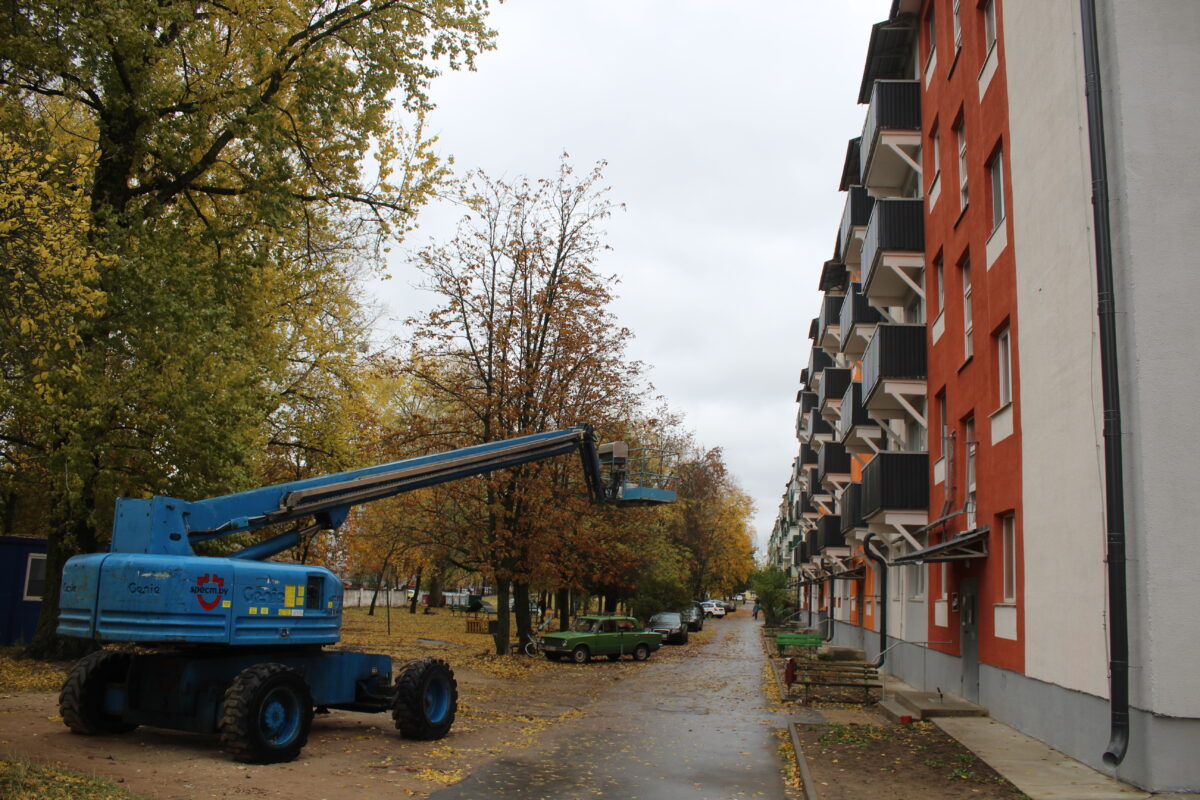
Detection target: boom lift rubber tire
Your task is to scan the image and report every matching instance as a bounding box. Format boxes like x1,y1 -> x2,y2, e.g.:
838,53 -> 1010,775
633,644 -> 650,661
218,663 -> 313,764
392,658 -> 457,740
571,645 -> 591,664
60,650 -> 138,735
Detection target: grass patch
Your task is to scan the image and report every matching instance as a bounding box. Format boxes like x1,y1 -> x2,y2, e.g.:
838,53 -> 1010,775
0,647 -> 67,693
0,759 -> 149,800
817,723 -> 892,748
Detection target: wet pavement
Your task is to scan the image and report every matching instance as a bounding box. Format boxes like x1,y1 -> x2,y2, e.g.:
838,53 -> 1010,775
431,610 -> 787,800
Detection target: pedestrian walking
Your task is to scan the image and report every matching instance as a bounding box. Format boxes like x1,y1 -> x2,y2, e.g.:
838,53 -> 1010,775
752,600 -> 760,620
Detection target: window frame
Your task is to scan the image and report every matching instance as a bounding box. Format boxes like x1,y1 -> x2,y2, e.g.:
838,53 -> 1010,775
988,147 -> 1006,233
996,325 -> 1012,407
1001,513 -> 1017,602
961,258 -> 974,359
964,416 -> 977,529
982,0 -> 998,54
952,0 -> 964,53
23,552 -> 47,601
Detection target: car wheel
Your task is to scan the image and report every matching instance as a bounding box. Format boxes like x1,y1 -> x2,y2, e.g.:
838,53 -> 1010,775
633,644 -> 650,661
219,663 -> 313,764
571,645 -> 590,664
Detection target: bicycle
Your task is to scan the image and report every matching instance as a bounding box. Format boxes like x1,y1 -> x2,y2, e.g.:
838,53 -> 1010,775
522,617 -> 555,656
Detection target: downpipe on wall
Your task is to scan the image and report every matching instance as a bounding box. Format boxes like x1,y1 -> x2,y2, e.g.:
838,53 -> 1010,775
863,535 -> 888,668
1079,0 -> 1130,768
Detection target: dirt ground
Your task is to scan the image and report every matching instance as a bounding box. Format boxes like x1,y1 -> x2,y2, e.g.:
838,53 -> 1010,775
792,719 -> 1029,800
0,608 -> 718,800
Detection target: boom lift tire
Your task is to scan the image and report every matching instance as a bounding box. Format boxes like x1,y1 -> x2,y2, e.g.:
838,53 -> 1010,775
392,658 -> 457,740
219,663 -> 313,764
60,650 -> 139,735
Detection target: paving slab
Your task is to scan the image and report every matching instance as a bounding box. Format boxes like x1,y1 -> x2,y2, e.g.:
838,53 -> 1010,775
934,716 -> 1151,800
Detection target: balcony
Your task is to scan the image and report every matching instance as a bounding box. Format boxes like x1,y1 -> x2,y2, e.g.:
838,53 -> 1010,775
862,324 -> 927,422
839,186 -> 875,270
861,80 -> 922,197
860,452 -> 929,522
807,408 -> 835,447
836,381 -> 882,454
862,198 -> 925,311
795,392 -> 818,441
818,367 -> 853,422
806,345 -> 834,393
838,281 -> 884,357
839,137 -> 862,192
817,293 -> 845,355
817,515 -> 847,552
819,260 -> 849,294
816,441 -> 852,491
839,482 -> 867,537
794,492 -> 818,523
807,317 -> 819,342
806,466 -> 832,504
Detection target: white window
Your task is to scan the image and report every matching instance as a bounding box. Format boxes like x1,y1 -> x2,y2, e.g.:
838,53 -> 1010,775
956,120 -> 969,211
962,260 -> 973,359
940,561 -> 949,599
23,553 -> 47,601
983,0 -> 998,53
997,326 -> 1012,406
1001,514 -> 1016,602
931,128 -> 941,184
938,392 -> 949,454
989,149 -> 1005,232
927,8 -> 937,59
953,0 -> 963,52
964,417 -> 977,528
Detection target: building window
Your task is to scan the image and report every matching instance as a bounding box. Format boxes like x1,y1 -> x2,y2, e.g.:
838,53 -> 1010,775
23,553 -> 47,601
906,270 -> 925,324
953,0 -> 963,53
996,325 -> 1012,406
955,119 -> 969,211
964,417 -> 977,528
934,256 -> 944,314
910,564 -> 925,599
927,7 -> 937,63
1001,513 -> 1016,602
988,148 -> 1005,232
961,259 -> 973,359
930,127 -> 941,188
982,0 -> 998,53
938,391 -> 949,455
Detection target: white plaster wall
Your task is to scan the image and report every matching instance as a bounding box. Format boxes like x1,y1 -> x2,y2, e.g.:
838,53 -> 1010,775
1101,0 -> 1200,719
1002,0 -> 1109,699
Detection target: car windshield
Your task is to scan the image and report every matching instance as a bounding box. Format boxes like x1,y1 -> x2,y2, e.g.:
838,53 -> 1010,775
571,618 -> 597,632
650,613 -> 681,625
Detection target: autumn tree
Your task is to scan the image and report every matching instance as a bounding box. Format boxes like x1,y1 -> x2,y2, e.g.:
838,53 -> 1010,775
0,0 -> 495,656
405,159 -> 645,653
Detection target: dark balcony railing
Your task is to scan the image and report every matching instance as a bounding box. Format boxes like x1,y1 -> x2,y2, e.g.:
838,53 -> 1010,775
839,186 -> 875,261
807,345 -> 833,381
818,294 -> 844,344
861,452 -> 929,518
862,324 -> 927,403
797,492 -> 815,515
839,136 -> 862,191
817,515 -> 846,550
861,80 -> 921,179
808,317 -> 819,341
838,282 -> 884,352
818,367 -> 852,414
799,443 -> 818,467
804,529 -> 818,555
817,441 -> 851,482
800,392 -> 818,414
840,482 -> 865,535
862,198 -> 924,286
808,408 -> 833,440
835,381 -> 872,442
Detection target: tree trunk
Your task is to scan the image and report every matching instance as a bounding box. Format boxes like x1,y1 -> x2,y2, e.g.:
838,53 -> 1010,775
408,567 -> 423,614
491,577 -> 511,655
557,587 -> 570,631
429,572 -> 444,608
603,591 -> 617,613
513,581 -> 532,648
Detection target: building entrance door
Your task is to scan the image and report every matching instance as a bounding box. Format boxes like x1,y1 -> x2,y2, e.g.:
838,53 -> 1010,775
959,577 -> 979,702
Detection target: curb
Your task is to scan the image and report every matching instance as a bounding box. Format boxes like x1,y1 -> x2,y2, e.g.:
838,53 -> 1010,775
787,720 -> 821,800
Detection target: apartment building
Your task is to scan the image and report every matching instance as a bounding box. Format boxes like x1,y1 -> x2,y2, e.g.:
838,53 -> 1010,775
767,0 -> 1200,790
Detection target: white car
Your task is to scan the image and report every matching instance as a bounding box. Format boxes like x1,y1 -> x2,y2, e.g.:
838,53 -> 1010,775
700,601 -> 726,618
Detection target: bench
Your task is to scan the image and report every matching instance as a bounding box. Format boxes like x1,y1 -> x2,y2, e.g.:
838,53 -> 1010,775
785,658 -> 881,704
775,632 -> 824,656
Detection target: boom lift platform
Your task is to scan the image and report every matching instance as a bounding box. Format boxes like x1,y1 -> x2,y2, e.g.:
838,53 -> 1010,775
56,426 -> 673,763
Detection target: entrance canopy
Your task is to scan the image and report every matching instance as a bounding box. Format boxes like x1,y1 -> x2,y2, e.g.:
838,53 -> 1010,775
890,526 -> 990,565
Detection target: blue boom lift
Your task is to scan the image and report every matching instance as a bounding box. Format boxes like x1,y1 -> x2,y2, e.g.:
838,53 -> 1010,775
55,426 -> 673,763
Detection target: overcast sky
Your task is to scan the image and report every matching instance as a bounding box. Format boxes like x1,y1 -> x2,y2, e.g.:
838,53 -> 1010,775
370,1 -> 888,553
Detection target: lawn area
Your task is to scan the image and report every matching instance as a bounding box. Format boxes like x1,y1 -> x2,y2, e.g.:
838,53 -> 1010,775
0,758 -> 149,800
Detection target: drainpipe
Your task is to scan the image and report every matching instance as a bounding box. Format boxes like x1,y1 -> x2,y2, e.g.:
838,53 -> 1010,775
1079,0 -> 1130,767
863,535 -> 888,667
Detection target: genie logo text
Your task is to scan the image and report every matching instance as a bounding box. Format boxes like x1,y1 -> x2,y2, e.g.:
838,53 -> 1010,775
192,573 -> 228,610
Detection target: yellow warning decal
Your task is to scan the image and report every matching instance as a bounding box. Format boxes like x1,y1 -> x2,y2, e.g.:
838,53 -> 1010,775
285,585 -> 296,607
249,607 -> 258,615
221,600 -> 231,609
260,607 -> 268,615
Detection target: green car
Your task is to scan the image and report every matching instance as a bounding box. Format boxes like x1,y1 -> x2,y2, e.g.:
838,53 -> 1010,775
540,615 -> 662,663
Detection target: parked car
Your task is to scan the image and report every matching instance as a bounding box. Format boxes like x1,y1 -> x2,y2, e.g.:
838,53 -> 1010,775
681,605 -> 704,632
647,611 -> 688,644
721,599 -> 737,614
540,615 -> 662,663
700,601 -> 726,618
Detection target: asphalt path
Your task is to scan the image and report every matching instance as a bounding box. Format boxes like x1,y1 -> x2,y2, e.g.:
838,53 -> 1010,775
431,609 -> 788,800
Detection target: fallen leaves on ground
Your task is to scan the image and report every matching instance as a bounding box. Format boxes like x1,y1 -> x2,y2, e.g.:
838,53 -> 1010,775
0,758 -> 148,800
0,648 -> 67,693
